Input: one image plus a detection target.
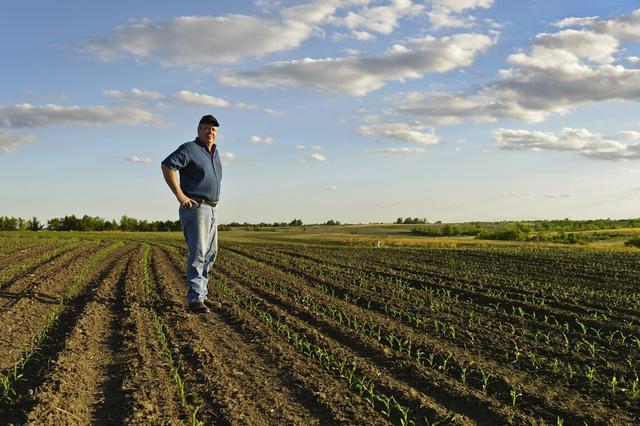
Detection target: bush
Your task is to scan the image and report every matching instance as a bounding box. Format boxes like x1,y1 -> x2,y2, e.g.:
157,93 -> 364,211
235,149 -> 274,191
625,238 -> 640,248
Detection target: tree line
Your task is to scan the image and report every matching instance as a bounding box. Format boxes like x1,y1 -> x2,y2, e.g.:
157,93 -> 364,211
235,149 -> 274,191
0,215 -> 181,232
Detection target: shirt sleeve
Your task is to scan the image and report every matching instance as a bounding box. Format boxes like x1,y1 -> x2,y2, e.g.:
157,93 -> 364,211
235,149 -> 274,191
161,144 -> 189,170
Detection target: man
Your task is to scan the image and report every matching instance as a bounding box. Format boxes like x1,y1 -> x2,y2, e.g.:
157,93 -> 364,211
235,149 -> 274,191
161,114 -> 223,314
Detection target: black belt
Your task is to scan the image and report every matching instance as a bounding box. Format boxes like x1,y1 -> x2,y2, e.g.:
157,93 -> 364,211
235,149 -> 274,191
196,199 -> 218,207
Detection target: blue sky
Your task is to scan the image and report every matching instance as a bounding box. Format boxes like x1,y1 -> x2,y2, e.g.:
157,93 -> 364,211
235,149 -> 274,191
1,0 -> 640,224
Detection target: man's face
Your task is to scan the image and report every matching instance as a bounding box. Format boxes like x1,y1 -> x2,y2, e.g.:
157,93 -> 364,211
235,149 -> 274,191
198,125 -> 218,144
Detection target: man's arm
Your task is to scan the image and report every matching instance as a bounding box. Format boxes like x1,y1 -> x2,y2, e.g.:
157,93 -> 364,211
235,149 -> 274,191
161,164 -> 197,208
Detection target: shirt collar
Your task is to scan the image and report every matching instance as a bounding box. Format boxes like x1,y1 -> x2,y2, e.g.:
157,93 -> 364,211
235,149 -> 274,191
195,137 -> 216,153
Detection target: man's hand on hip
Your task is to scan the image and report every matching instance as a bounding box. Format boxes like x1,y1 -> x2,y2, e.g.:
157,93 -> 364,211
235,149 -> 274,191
178,194 -> 198,208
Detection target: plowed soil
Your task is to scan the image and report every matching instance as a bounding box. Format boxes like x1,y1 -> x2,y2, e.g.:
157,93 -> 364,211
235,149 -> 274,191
1,235 -> 638,425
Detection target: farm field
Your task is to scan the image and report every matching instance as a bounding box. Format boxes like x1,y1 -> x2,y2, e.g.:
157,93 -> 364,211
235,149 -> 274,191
0,231 -> 638,425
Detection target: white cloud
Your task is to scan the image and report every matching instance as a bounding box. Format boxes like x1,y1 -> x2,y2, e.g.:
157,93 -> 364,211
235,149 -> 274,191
620,130 -> 640,140
220,152 -> 235,162
531,30 -> 618,64
497,191 -> 534,198
325,185 -> 337,190
554,8 -> 640,42
431,0 -> 494,14
545,193 -> 572,198
0,103 -> 159,128
627,56 -> 640,68
263,108 -> 284,116
359,122 -> 441,144
126,155 -> 152,163
0,132 -> 36,154
81,2 -> 339,67
105,88 -> 165,100
220,33 -> 493,95
493,127 -> 640,161
107,88 -> 261,111
296,144 -> 322,150
234,102 -> 258,110
329,0 -> 425,35
365,147 -> 425,154
391,9 -> 640,124
174,90 -> 230,107
427,0 -> 494,29
310,153 -> 326,161
251,135 -> 274,144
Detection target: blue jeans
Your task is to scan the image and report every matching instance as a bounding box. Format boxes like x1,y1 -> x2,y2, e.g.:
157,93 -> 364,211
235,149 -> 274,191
179,204 -> 218,303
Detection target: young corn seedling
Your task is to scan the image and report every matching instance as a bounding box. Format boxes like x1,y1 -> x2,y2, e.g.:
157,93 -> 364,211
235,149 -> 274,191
585,366 -> 596,386
630,377 -> 639,400
376,394 -> 395,417
190,406 -> 205,426
567,364 -> 575,381
590,327 -> 602,339
439,352 -> 453,374
427,353 -> 435,367
581,338 -> 598,358
364,383 -> 376,408
550,358 -> 560,374
510,388 -> 522,407
561,332 -> 570,351
480,368 -> 491,395
460,362 -> 473,386
345,365 -> 357,387
610,374 -> 618,394
394,402 -> 414,426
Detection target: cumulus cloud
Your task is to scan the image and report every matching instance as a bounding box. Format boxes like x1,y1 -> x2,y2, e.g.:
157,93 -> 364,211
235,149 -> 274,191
0,132 -> 36,154
296,144 -> 322,150
0,103 -> 159,128
554,8 -> 640,41
126,155 -> 152,163
105,88 -> 261,111
174,90 -> 230,107
263,108 -> 284,116
104,88 -> 165,100
80,1 -> 340,66
365,147 -> 425,154
220,33 -> 493,95
493,127 -> 640,161
329,0 -> 424,36
391,9 -> 640,124
359,122 -> 441,144
310,153 -> 326,161
627,56 -> 640,70
427,0 -> 494,29
251,135 -> 274,144
220,152 -> 235,163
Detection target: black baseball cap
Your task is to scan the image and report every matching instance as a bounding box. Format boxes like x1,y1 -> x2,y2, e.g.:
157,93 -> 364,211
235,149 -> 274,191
199,114 -> 219,127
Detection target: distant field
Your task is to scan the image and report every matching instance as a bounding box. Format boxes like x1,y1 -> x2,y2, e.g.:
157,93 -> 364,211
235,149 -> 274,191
0,230 -> 638,424
221,223 -> 640,249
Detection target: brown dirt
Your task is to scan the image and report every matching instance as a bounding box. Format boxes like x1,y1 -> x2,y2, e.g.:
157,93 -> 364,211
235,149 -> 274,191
1,236 -> 638,425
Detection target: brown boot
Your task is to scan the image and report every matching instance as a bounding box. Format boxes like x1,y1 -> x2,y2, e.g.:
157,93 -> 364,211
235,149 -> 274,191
203,299 -> 222,309
188,302 -> 210,314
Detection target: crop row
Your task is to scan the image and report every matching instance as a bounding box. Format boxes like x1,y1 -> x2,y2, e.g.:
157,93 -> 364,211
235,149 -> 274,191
217,250 -> 626,424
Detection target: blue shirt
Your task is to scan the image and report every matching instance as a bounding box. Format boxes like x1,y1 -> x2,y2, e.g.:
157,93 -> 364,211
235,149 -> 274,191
161,138 -> 222,202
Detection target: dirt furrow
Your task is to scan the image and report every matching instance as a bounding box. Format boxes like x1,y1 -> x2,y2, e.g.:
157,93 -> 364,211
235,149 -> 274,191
219,246 -> 634,425
152,245 -> 386,425
0,242 -> 130,371
0,241 -> 104,314
22,247 -> 136,423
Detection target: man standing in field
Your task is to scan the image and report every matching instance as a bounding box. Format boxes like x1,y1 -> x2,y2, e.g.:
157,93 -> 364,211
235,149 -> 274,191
161,114 -> 222,314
